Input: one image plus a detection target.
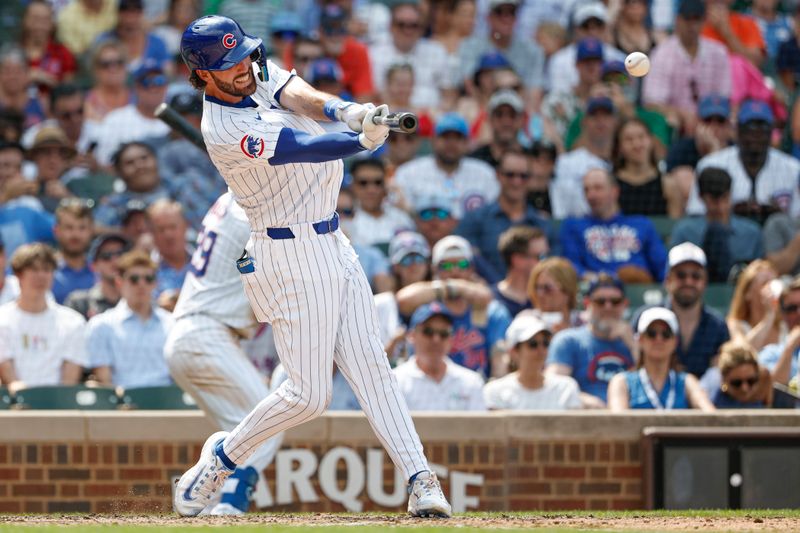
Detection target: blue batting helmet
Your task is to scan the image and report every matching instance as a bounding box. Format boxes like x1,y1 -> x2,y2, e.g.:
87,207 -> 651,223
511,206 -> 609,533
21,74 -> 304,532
180,15 -> 262,71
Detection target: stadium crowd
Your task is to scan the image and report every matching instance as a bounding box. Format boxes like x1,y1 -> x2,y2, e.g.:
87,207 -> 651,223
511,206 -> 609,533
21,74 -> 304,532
1,0 -> 800,412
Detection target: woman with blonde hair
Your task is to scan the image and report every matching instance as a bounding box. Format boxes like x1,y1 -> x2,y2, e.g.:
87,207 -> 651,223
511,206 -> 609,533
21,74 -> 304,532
712,341 -> 772,408
524,257 -> 583,332
727,260 -> 785,351
608,307 -> 714,411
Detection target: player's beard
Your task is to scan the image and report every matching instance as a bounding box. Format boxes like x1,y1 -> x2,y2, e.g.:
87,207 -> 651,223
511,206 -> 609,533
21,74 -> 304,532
210,69 -> 257,97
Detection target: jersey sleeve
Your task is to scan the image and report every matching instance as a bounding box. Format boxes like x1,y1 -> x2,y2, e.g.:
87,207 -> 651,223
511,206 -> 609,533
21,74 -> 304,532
253,60 -> 295,109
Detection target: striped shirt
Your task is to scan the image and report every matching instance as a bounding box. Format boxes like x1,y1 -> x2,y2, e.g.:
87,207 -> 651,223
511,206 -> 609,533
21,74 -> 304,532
86,300 -> 174,388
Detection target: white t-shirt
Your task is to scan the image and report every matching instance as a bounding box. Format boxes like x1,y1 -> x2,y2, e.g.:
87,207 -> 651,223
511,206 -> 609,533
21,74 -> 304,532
393,356 -> 486,411
93,104 -> 171,165
349,204 -> 415,248
688,146 -> 800,217
551,148 -> 611,219
0,301 -> 87,386
483,372 -> 581,410
393,155 -> 499,219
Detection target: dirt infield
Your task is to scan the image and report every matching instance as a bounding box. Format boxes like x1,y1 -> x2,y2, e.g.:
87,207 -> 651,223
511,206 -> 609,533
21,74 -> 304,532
2,512 -> 800,531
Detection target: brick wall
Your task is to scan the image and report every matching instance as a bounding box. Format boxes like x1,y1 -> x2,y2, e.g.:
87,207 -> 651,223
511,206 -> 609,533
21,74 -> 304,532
1,411 -> 797,513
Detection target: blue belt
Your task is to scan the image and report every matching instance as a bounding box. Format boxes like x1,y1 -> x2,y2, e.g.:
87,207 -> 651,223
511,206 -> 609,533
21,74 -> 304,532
266,212 -> 339,240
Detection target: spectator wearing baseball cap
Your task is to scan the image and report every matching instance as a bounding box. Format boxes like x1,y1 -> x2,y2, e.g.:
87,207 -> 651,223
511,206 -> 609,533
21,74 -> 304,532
546,273 -> 635,408
316,4 -> 375,101
665,94 -> 733,174
469,90 -> 525,168
484,314 -> 581,410
305,58 -> 348,100
546,2 -> 626,94
65,233 -> 131,320
92,59 -> 170,166
608,307 -> 715,411
413,195 -> 458,249
671,167 -> 764,282
393,113 -> 498,220
393,302 -> 486,411
688,99 -> 800,224
396,235 -> 511,378
369,2 -> 453,109
643,0 -> 731,132
542,38 -> 604,143
631,242 -> 730,378
456,150 -> 555,283
457,0 -> 546,108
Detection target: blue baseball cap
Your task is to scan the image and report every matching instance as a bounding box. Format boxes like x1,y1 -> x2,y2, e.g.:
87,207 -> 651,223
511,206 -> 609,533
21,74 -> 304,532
434,113 -> 468,137
307,58 -> 343,84
586,275 -> 625,296
738,99 -> 773,126
576,38 -> 603,62
133,59 -> 166,87
476,52 -> 511,72
601,60 -> 626,78
698,94 -> 730,120
586,96 -> 614,114
409,302 -> 454,330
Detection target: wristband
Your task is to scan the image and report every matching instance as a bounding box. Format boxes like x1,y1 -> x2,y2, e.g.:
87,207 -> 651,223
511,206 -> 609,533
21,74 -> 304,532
323,98 -> 345,121
445,280 -> 457,300
431,280 -> 444,301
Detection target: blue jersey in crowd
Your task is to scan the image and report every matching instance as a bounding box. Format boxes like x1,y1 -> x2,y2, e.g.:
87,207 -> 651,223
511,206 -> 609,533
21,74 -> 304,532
547,325 -> 634,402
624,369 -> 689,409
560,214 -> 667,281
0,205 -> 55,258
447,300 -> 511,378
52,260 -> 95,304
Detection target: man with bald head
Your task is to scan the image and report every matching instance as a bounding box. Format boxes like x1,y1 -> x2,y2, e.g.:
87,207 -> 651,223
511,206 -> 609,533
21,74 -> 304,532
559,168 -> 667,283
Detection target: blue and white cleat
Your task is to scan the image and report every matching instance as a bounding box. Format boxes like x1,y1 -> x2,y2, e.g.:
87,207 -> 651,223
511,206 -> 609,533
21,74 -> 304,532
174,431 -> 234,517
407,471 -> 452,518
210,466 -> 259,515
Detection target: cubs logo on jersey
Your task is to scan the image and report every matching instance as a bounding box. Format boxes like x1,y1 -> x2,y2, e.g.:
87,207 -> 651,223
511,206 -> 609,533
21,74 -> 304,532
222,33 -> 237,49
240,135 -> 264,159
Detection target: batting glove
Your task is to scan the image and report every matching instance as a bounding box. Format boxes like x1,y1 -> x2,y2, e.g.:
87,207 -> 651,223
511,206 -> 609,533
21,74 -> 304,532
324,99 -> 375,132
358,104 -> 390,151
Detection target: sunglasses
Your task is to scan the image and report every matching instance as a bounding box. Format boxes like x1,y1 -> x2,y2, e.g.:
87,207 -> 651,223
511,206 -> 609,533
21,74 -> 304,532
421,326 -> 452,340
139,74 -> 167,88
97,250 -> 124,261
501,170 -> 530,181
339,207 -> 354,217
520,337 -> 550,349
98,58 -> 125,69
398,254 -> 427,267
492,6 -> 517,17
394,20 -> 420,30
592,296 -> 624,307
438,259 -> 471,271
418,208 -> 451,221
674,270 -> 704,281
126,274 -> 156,285
703,116 -> 728,125
782,303 -> 800,315
535,283 -> 557,294
729,376 -> 758,389
356,178 -> 384,188
644,328 -> 674,340
57,108 -> 84,120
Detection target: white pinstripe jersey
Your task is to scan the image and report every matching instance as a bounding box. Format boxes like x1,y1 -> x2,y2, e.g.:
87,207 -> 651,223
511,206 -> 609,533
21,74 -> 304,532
172,192 -> 255,331
201,61 -> 343,231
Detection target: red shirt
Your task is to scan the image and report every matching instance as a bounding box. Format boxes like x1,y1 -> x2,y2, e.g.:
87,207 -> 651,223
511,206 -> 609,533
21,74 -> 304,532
28,40 -> 77,91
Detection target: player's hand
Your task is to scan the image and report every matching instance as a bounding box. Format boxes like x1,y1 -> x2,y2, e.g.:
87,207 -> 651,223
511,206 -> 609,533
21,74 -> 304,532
337,102 -> 375,133
358,104 -> 390,151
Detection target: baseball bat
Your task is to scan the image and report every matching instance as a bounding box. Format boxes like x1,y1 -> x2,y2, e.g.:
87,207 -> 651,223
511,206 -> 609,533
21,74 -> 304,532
154,102 -> 207,152
373,112 -> 418,134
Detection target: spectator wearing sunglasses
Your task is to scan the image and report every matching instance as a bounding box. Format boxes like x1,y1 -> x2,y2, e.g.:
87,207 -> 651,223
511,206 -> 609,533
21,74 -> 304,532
396,236 -> 511,378
484,314 -> 581,410
633,243 -> 730,378
524,257 -> 585,333
84,41 -> 132,125
413,196 -> 458,249
713,340 -> 773,408
92,60 -> 170,166
688,100 -> 800,225
670,167 -> 763,283
758,275 -> 800,386
457,150 -> 553,283
348,158 -> 414,249
87,249 -> 173,388
393,302 -> 486,411
65,233 -> 130,320
96,0 -> 170,76
546,274 -> 635,408
609,307 -> 715,411
26,126 -> 77,213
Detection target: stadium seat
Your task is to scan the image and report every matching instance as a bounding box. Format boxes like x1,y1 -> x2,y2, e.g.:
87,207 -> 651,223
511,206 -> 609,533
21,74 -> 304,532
13,386 -> 119,410
625,283 -> 666,310
0,387 -> 12,410
120,386 -> 199,410
705,284 -> 734,315
650,216 -> 677,245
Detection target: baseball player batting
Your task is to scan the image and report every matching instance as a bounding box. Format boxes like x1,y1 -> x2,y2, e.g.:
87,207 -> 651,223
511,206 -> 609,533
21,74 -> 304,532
173,15 -> 451,518
164,192 -> 282,515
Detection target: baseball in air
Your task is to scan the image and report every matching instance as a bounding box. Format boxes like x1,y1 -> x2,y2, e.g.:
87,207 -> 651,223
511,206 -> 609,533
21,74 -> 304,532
625,52 -> 650,77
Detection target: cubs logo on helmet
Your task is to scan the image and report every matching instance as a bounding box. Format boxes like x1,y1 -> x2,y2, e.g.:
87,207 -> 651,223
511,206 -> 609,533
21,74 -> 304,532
222,33 -> 237,49
240,135 -> 265,159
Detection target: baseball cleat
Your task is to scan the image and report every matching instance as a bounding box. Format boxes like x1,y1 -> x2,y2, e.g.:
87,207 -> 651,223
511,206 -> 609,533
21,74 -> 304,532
407,471 -> 452,518
174,431 -> 234,517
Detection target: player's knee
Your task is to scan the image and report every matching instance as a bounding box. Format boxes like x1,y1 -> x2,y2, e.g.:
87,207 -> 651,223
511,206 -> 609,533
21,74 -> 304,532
294,383 -> 333,417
